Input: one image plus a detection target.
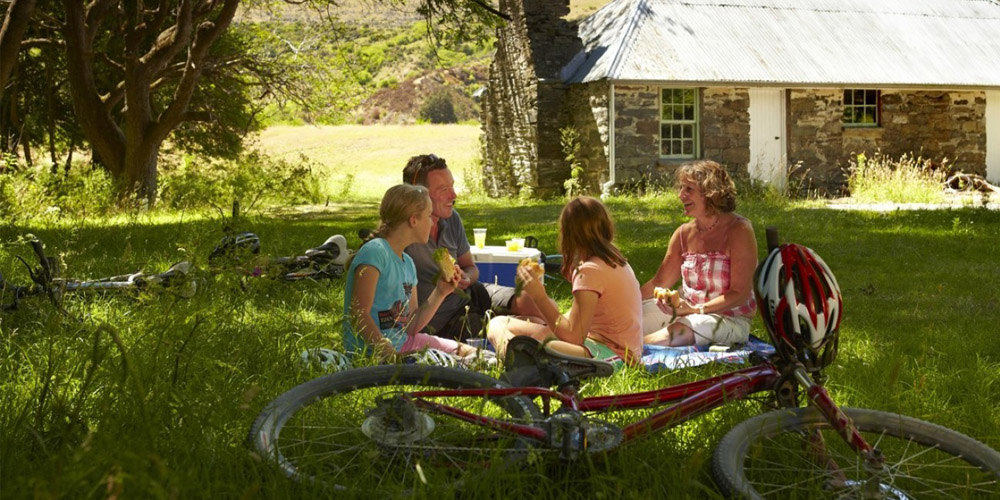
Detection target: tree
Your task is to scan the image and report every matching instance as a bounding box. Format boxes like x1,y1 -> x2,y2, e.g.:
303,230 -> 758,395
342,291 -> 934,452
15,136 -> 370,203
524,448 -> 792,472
0,0 -> 37,98
7,0 -> 506,201
59,0 -> 242,199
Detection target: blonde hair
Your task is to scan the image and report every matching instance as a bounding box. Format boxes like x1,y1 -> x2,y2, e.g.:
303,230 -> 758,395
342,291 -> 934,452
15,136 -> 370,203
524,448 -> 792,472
374,184 -> 430,238
677,160 -> 737,213
558,196 -> 627,278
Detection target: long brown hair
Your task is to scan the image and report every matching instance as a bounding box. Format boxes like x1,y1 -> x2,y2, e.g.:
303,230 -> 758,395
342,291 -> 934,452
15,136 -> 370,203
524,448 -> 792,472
558,196 -> 627,278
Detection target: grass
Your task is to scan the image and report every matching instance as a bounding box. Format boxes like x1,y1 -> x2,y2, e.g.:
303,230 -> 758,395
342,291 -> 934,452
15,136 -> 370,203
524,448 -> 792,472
256,124 -> 482,198
2,187 -> 999,498
845,151 -> 949,204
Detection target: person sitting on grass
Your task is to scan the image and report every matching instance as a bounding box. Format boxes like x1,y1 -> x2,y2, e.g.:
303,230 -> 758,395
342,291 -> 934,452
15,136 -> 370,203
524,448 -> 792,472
641,160 -> 757,347
402,153 -> 551,340
486,196 -> 643,368
343,183 -> 479,362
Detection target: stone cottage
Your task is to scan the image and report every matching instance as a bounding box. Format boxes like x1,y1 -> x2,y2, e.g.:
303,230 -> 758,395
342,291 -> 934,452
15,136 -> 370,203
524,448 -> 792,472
481,0 -> 1000,197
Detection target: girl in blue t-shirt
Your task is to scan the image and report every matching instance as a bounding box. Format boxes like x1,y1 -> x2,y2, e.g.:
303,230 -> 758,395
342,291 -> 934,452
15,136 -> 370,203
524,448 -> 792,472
344,184 -> 478,361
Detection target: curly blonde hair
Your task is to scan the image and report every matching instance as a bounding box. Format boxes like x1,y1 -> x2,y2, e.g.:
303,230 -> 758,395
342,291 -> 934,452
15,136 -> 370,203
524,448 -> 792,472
677,160 -> 737,213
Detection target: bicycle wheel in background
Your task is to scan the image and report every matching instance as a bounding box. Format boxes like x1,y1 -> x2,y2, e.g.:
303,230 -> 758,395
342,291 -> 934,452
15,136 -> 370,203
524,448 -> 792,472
712,407 -> 1000,499
249,364 -> 543,493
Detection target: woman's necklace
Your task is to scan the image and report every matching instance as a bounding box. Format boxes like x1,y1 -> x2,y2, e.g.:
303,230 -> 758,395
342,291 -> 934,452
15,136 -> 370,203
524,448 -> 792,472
697,215 -> 720,233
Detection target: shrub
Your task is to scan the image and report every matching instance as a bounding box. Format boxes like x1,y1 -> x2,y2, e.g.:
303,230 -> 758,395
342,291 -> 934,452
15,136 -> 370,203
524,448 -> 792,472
158,149 -> 325,210
418,91 -> 457,124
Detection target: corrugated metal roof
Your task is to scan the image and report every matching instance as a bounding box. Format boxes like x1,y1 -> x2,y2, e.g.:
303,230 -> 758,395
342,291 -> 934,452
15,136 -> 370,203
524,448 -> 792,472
562,0 -> 1000,88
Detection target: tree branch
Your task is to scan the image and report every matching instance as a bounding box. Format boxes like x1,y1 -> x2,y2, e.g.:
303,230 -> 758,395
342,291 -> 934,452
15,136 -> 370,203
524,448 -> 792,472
154,0 -> 239,138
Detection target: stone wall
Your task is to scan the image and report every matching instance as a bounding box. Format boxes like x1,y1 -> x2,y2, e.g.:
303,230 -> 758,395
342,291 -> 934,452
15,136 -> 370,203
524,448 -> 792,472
565,81 -> 610,192
877,90 -> 986,172
699,88 -> 751,178
787,89 -> 845,194
480,0 -> 581,198
569,85 -> 750,188
612,85 -> 660,184
791,88 -> 988,194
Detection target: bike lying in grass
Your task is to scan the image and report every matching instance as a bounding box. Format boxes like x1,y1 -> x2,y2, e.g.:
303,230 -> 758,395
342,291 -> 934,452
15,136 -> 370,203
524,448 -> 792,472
248,238 -> 1000,498
0,239 -> 196,311
208,232 -> 349,282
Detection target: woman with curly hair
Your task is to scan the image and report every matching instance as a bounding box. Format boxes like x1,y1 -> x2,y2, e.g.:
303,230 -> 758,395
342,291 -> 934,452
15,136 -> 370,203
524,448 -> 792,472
642,160 -> 758,347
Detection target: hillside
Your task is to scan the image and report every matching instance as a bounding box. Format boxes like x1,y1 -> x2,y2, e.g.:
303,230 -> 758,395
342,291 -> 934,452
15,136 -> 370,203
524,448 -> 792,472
240,1 -> 610,125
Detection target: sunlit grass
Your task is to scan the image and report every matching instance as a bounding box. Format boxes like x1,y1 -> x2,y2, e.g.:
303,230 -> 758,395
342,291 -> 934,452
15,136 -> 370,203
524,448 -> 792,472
846,151 -> 948,204
256,124 -> 482,199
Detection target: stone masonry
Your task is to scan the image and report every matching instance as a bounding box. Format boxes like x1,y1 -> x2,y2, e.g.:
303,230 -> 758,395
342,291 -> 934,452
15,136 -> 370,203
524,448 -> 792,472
481,0 -> 581,198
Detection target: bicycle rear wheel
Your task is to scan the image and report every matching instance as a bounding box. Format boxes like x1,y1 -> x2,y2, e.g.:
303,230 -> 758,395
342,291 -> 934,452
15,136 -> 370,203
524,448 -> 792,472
712,407 -> 1000,499
249,364 -> 543,493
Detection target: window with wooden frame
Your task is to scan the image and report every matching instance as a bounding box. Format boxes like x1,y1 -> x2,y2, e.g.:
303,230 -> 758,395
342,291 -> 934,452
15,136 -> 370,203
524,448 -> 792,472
660,88 -> 699,158
843,89 -> 880,126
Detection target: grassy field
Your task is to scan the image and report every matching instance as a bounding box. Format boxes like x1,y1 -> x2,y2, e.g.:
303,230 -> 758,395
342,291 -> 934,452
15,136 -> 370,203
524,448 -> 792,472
2,183 -> 999,498
256,124 -> 482,198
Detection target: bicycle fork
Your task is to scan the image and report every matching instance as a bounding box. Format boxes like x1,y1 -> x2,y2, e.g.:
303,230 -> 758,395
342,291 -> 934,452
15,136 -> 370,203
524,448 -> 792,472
791,366 -> 887,496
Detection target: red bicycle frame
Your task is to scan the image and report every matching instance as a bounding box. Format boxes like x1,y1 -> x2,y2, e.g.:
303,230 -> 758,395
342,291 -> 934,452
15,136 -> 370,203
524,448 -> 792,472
410,359 -> 878,462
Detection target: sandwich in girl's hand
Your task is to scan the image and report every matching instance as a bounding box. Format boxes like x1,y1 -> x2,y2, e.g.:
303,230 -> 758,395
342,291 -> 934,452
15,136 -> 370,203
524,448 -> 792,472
513,258 -> 544,297
653,286 -> 681,308
433,248 -> 458,282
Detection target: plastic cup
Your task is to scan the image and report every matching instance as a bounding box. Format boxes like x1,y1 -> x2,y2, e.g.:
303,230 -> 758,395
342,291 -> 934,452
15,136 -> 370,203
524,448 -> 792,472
473,228 -> 487,248
513,238 -> 525,250
466,338 -> 487,350
505,239 -> 519,251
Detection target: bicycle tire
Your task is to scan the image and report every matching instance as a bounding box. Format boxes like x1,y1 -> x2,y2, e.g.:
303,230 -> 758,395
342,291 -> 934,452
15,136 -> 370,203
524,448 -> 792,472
712,407 -> 1000,499
249,364 -> 543,493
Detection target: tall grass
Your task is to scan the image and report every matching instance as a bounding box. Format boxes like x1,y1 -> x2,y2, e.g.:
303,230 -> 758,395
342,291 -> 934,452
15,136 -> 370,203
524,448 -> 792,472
846,151 -> 948,204
2,186 -> 998,498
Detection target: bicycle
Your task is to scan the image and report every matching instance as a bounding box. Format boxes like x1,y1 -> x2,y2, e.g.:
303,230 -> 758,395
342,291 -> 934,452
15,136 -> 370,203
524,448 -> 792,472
248,233 -> 1000,498
208,232 -> 349,282
1,239 -> 197,311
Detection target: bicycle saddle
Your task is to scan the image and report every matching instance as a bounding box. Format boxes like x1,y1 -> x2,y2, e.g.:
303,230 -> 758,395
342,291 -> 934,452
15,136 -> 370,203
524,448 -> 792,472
305,234 -> 348,266
501,336 -> 614,387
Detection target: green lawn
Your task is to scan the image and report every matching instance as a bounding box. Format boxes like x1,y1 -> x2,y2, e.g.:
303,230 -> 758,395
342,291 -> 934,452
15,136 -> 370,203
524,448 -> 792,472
2,188 -> 998,498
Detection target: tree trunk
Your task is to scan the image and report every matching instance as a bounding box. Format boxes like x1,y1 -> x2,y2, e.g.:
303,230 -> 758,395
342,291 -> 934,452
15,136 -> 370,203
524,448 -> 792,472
0,0 -> 37,99
124,141 -> 160,199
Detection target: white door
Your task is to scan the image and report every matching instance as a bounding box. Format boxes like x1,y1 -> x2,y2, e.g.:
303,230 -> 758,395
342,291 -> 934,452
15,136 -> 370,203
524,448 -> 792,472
748,88 -> 787,189
987,91 -> 1000,184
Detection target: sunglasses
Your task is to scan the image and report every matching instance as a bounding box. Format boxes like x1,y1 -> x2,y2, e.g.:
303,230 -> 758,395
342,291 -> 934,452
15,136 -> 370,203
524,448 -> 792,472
411,154 -> 443,185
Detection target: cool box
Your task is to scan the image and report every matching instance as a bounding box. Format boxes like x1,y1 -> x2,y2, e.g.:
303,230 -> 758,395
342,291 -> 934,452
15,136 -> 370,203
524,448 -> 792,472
470,246 -> 542,287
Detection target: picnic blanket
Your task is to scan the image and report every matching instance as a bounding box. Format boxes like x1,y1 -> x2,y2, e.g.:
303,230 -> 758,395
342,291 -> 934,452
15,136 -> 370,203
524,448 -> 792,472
641,335 -> 776,373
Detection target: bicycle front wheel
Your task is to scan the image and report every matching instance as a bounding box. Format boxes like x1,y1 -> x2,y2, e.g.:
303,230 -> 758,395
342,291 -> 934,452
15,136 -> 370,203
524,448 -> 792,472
249,364 -> 543,493
713,407 -> 1000,499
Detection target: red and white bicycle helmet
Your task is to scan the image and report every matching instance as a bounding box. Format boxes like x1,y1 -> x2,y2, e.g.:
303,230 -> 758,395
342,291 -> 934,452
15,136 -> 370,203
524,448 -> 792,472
756,244 -> 843,371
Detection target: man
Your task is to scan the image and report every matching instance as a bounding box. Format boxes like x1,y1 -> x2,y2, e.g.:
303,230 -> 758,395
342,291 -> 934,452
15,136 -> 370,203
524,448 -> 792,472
402,154 -> 546,340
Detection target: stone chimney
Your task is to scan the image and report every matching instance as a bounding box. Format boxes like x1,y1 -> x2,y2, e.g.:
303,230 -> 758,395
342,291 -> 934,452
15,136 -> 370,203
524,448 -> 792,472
481,0 -> 583,197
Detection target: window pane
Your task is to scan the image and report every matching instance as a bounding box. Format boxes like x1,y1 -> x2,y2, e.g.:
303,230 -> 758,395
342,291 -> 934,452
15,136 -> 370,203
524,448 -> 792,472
673,106 -> 685,121
682,125 -> 692,138
661,124 -> 670,137
843,107 -> 855,123
843,89 -> 852,104
861,108 -> 875,124
682,89 -> 694,105
662,105 -> 670,119
682,140 -> 693,155
865,90 -> 876,104
672,140 -> 681,153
